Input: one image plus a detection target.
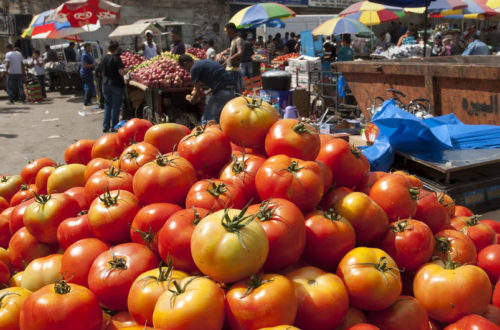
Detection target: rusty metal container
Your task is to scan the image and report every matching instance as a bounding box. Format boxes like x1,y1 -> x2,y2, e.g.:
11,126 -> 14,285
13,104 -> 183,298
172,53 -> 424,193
333,56 -> 500,125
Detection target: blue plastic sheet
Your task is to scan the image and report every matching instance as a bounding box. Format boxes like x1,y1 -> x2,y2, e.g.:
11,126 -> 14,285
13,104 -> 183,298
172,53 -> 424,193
362,99 -> 500,171
337,75 -> 346,98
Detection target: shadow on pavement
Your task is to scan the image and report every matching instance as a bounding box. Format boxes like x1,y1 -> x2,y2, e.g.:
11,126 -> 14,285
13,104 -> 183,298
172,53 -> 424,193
0,107 -> 30,114
66,97 -> 84,104
0,133 -> 18,139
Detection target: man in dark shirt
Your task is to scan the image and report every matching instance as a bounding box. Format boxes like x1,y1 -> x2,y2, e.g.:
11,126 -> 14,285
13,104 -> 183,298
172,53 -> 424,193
171,30 -> 186,55
178,55 -> 235,123
64,42 -> 77,62
285,32 -> 297,54
44,45 -> 58,62
240,33 -> 254,90
101,40 -> 128,132
80,43 -> 95,106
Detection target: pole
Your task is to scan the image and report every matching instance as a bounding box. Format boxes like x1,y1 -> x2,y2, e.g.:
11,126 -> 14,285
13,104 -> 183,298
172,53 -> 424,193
423,0 -> 429,58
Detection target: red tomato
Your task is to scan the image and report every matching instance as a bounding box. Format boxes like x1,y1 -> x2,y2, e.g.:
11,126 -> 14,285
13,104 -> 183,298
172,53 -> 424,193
348,324 -> 380,330
319,133 -> 335,147
478,244 -> 500,284
287,266 -> 349,330
219,153 -> 266,203
316,138 -> 370,188
35,166 -> 57,194
319,186 -> 353,210
64,186 -> 90,210
247,198 -> 306,272
355,171 -> 389,195
415,190 -> 451,233
369,174 -> 419,222
483,220 -> 500,234
20,279 -> 102,330
84,158 -> 114,182
46,164 -> 86,194
226,274 -> 298,329
434,229 -> 477,265
380,219 -> 435,271
9,184 -> 38,207
0,196 -> 8,213
8,227 -> 58,271
494,278 -> 500,308
105,311 -> 138,330
60,238 -> 110,288
0,214 -> 9,248
133,154 -> 197,206
84,167 -> 134,205
117,118 -> 152,147
220,96 -> 279,149
437,192 -> 456,218
9,198 -> 33,236
23,193 -> 81,243
334,191 -> 389,244
144,123 -> 190,154
117,142 -> 159,175
414,260 -> 492,323
303,208 -> 355,271
20,158 -> 57,185
65,139 -> 96,165
316,160 -> 334,195
91,134 -> 122,160
454,205 -> 474,217
56,212 -> 94,250
0,175 -> 23,203
130,203 -> 182,253
0,259 -> 9,285
265,119 -> 321,161
392,171 -> 424,189
255,155 -> 324,212
337,247 -> 402,311
451,215 -> 497,253
177,125 -> 232,178
88,243 -> 158,311
444,314 -> 500,330
337,308 -> 367,330
157,207 -> 209,273
484,304 -> 500,326
185,179 -> 245,212
88,189 -> 140,244
367,296 -> 430,330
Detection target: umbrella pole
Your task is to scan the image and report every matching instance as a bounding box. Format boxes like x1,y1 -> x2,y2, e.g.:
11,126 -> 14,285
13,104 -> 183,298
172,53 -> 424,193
423,0 -> 429,58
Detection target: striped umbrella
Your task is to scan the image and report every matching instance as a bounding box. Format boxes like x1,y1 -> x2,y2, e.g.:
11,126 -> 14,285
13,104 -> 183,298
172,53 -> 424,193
313,16 -> 373,36
229,2 -> 296,29
405,0 -> 468,13
22,9 -> 55,38
438,0 -> 498,16
477,0 -> 500,12
340,1 -> 405,16
344,10 -> 407,25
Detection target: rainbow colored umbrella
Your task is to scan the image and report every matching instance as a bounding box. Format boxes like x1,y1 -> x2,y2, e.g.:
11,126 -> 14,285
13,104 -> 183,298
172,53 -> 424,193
344,10 -> 406,25
477,0 -> 500,12
229,2 -> 296,29
22,9 -> 55,38
313,16 -> 373,36
340,1 -> 404,16
405,0 -> 467,13
438,0 -> 498,16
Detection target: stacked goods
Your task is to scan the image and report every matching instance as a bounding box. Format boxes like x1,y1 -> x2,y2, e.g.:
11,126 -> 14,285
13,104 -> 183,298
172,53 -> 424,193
273,52 -> 300,62
186,47 -> 207,59
129,52 -> 193,89
120,52 -> 146,68
0,97 -> 499,329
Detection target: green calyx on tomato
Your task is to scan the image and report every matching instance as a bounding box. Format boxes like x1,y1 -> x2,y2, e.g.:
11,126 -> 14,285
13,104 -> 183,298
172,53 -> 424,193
461,215 -> 482,227
78,210 -> 88,216
53,276 -> 72,295
33,192 -> 51,204
435,236 -> 451,253
98,188 -> 120,207
321,207 -> 345,222
154,154 -> 176,167
141,259 -> 174,284
107,248 -> 128,272
255,199 -> 277,222
241,274 -> 273,298
0,176 -> 9,183
354,256 -> 402,285
19,184 -> 29,191
243,95 -> 263,109
167,276 -> 198,307
207,181 -> 228,197
124,150 -> 139,160
104,166 -> 123,178
409,187 -> 421,201
389,219 -> 413,233
191,207 -> 203,226
221,203 -> 257,251
292,122 -> 314,135
285,161 -> 303,174
350,145 -> 363,159
131,224 -> 155,249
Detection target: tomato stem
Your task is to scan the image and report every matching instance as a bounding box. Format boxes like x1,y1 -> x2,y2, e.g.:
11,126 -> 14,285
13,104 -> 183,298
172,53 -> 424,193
105,166 -> 123,178
435,237 -> 451,253
464,215 -> 481,227
221,202 -> 257,251
19,184 -> 29,191
131,225 -> 154,250
107,248 -> 128,271
54,276 -> 72,295
293,122 -> 313,134
286,161 -> 303,173
241,274 -> 273,298
256,199 -> 277,222
207,181 -> 228,197
192,207 -> 202,226
98,186 -> 120,207
33,192 -> 51,204
350,145 -> 362,159
389,219 -> 413,233
167,277 -> 198,308
322,207 -> 343,222
155,154 -> 176,167
124,150 -> 139,160
0,176 -> 8,183
409,187 -> 421,201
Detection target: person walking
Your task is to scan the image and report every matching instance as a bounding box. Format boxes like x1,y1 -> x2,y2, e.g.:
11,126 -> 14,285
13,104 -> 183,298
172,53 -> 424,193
224,23 -> 244,93
5,44 -> 26,104
80,43 -> 96,106
30,50 -> 47,98
101,40 -> 128,133
178,55 -> 236,123
136,30 -> 161,60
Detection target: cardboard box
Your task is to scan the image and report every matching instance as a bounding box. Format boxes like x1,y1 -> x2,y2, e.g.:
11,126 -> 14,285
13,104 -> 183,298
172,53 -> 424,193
260,89 -> 293,113
288,57 -> 321,72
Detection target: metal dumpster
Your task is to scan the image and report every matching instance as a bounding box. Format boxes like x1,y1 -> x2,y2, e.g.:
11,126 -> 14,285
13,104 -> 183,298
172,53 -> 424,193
333,56 -> 500,125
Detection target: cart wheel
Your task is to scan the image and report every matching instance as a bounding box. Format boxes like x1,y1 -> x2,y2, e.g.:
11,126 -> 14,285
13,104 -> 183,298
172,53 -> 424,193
310,93 -> 327,119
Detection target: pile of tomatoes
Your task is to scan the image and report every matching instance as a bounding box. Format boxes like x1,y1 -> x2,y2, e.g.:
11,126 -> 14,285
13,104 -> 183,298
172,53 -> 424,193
1,96 -> 500,330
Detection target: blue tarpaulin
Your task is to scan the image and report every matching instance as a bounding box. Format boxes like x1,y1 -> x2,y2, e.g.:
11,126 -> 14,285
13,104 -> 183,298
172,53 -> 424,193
361,99 -> 500,171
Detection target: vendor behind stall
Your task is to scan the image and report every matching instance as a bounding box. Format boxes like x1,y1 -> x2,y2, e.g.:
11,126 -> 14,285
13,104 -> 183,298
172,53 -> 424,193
136,30 -> 161,60
337,35 -> 354,61
171,30 -> 186,55
178,54 -> 236,123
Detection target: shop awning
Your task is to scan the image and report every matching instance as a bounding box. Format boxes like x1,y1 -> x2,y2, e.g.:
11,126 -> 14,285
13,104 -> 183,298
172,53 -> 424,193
109,23 -> 162,38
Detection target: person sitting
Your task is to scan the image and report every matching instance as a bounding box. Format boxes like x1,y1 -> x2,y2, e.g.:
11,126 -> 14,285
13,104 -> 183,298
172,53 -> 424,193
462,34 -> 490,56
337,36 -> 354,61
374,33 -> 390,51
178,55 -> 236,123
136,30 -> 161,60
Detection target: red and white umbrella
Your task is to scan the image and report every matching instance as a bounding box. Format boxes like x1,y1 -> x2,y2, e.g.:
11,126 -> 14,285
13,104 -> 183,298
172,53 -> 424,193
47,0 -> 121,29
